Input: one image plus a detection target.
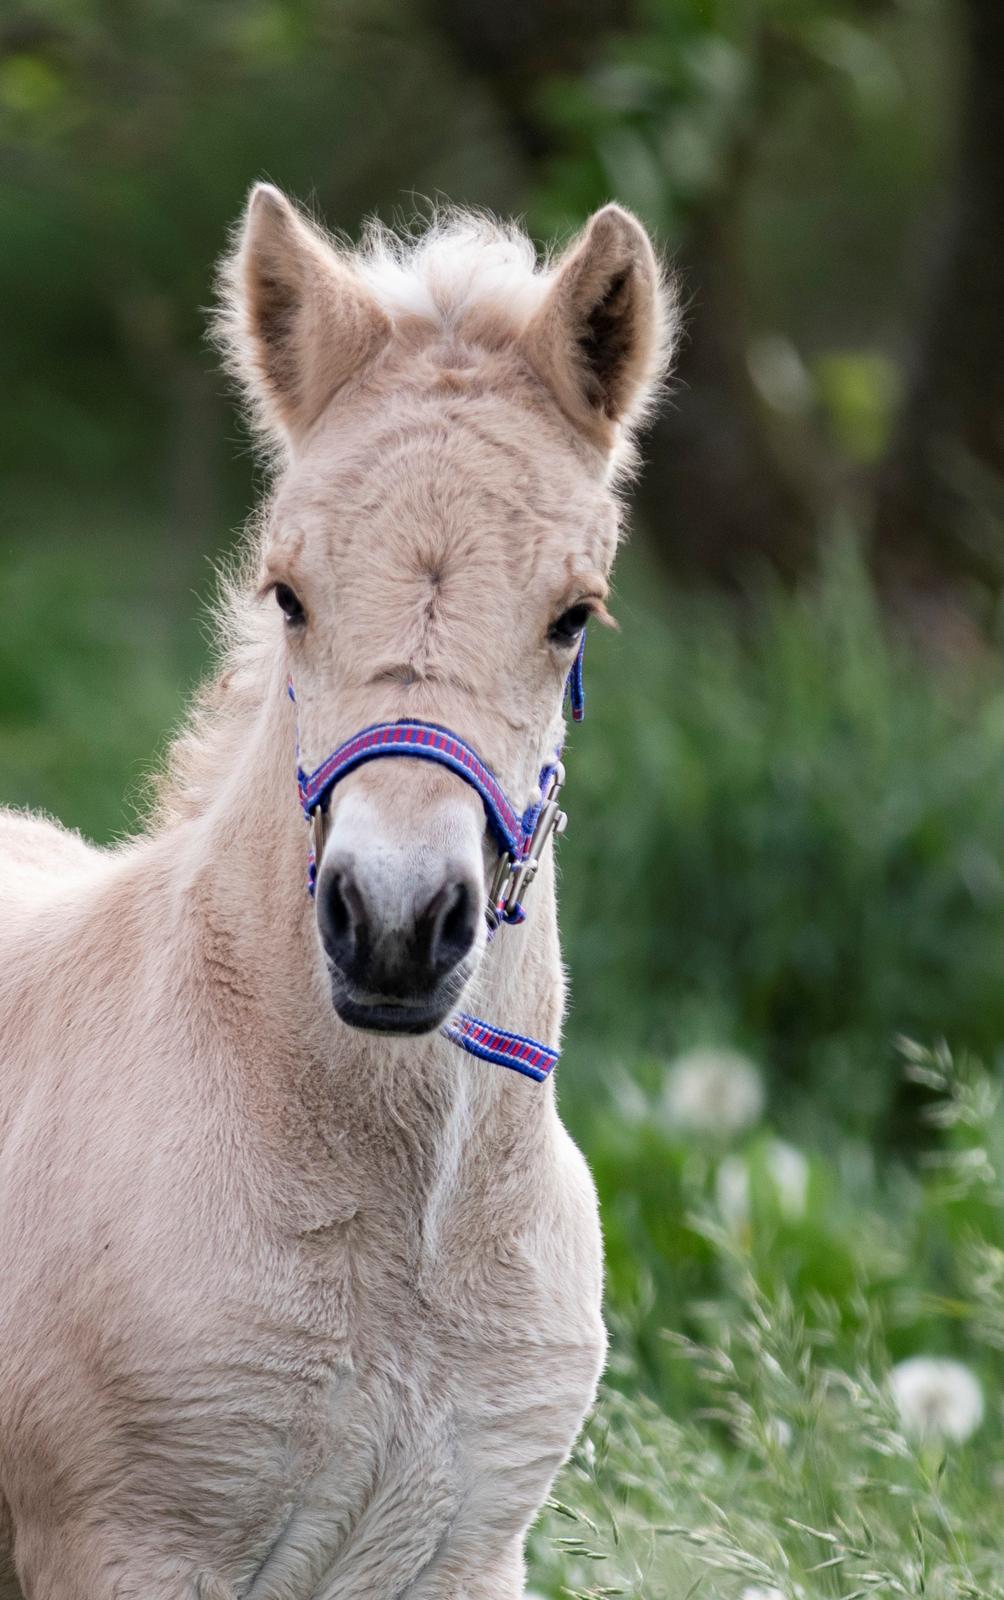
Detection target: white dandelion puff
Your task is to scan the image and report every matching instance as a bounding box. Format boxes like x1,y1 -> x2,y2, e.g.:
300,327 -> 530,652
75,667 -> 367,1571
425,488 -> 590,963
716,1140 -> 809,1225
662,1047 -> 765,1138
890,1356 -> 984,1443
742,1587 -> 786,1600
766,1415 -> 793,1449
767,1139 -> 810,1218
612,1070 -> 650,1125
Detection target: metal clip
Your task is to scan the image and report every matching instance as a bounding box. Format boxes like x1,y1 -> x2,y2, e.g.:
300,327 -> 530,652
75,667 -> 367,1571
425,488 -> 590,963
496,762 -> 567,920
488,850 -> 515,914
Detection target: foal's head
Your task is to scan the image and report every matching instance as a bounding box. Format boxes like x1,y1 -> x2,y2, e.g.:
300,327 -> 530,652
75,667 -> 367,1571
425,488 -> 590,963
218,185 -> 674,1034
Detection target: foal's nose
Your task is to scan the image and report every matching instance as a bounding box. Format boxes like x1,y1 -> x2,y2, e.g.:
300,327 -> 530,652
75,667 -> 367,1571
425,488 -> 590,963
317,852 -> 481,1006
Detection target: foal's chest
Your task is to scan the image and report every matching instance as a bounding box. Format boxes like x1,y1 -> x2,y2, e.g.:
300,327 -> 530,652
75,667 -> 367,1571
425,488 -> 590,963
217,1166 -> 604,1599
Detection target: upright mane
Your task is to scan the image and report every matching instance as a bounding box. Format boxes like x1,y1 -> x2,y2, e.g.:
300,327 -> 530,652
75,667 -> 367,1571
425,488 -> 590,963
353,208 -> 553,333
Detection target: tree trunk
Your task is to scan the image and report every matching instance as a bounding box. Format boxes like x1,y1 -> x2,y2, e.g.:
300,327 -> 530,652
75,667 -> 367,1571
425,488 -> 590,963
635,203 -> 813,587
424,0 -> 633,162
873,0 -> 1004,604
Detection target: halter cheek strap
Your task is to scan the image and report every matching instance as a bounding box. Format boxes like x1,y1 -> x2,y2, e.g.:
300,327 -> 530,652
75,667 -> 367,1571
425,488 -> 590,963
290,632 -> 586,1083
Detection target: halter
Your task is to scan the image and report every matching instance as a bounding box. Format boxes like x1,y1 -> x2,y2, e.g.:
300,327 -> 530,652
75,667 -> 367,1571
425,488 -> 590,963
291,634 -> 586,1084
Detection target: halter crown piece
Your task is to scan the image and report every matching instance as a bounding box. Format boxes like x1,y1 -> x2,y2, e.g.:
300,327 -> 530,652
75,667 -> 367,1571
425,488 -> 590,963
290,634 -> 587,1083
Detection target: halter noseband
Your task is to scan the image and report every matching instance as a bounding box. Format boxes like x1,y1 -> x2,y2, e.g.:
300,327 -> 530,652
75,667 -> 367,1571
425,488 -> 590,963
290,635 -> 586,1083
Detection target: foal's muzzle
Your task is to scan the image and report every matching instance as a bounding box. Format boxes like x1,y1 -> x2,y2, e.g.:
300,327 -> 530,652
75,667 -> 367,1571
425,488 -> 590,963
290,694 -> 583,1076
316,851 -> 481,1033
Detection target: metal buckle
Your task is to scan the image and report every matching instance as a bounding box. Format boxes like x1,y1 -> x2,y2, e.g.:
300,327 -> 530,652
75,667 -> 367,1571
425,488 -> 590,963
311,805 -> 329,866
489,762 -> 567,921
311,764 -> 568,925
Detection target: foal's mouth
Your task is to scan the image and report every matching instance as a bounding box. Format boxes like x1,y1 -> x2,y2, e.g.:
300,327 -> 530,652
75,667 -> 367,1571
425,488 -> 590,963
326,959 -> 473,1036
332,993 -> 452,1036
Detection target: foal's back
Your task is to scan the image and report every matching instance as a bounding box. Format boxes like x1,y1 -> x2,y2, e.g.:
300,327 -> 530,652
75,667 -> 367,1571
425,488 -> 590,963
0,812 -> 112,1144
0,811 -> 105,916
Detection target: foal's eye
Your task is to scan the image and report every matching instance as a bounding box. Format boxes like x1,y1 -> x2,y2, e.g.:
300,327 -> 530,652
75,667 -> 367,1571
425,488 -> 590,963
274,583 -> 306,625
548,603 -> 591,647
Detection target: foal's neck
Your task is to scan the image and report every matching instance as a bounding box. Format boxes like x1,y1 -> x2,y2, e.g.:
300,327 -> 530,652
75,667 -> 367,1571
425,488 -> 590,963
171,660 -> 563,1139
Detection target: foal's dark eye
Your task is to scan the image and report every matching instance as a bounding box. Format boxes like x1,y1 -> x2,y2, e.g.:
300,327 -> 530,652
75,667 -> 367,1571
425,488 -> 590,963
274,583 -> 305,625
548,603 -> 591,647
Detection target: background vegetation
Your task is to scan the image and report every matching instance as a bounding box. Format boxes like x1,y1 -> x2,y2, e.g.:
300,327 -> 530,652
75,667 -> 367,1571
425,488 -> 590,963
3,0 -> 1004,1593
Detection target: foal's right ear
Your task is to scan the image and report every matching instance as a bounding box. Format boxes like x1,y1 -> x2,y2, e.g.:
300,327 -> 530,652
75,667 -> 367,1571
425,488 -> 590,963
216,184 -> 391,448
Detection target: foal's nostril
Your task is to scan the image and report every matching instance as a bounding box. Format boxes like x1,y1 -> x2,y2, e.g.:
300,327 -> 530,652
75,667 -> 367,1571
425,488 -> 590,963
317,865 -> 370,981
423,878 -> 478,979
327,874 -> 351,944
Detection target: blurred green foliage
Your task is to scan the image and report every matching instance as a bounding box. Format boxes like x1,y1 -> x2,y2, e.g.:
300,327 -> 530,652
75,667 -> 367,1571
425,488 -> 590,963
529,0 -> 949,467
563,538 -> 1004,1135
533,0 -> 944,230
529,1041 -> 1004,1596
0,512 -> 205,836
0,0 -> 954,529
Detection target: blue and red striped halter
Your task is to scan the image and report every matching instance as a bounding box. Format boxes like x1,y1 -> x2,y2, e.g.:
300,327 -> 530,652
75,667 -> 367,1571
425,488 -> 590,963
290,635 -> 586,1083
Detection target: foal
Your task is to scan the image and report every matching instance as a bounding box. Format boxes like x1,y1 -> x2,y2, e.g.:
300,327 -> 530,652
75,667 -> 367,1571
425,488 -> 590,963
0,188 -> 673,1599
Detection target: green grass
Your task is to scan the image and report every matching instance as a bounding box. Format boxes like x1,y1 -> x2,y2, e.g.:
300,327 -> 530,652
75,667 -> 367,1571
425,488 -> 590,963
529,1041 -> 1004,1598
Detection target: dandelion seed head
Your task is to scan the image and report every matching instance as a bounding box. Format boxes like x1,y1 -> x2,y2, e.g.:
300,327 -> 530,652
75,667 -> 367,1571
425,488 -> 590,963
613,1071 -> 650,1125
766,1140 -> 810,1217
716,1140 -> 809,1224
889,1356 -> 984,1443
663,1047 -> 765,1137
766,1416 -> 793,1449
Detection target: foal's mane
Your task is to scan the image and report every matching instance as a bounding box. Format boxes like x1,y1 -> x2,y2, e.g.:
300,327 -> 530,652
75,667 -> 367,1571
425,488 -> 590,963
355,207 -> 554,331
215,204 -> 555,403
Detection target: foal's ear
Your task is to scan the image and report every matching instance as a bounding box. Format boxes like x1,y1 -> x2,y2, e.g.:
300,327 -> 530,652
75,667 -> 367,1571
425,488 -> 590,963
521,205 -> 675,454
217,184 -> 391,447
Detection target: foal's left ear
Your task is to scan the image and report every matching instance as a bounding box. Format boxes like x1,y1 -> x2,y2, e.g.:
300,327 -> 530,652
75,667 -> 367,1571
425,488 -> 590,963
521,205 -> 675,455
216,183 -> 391,449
